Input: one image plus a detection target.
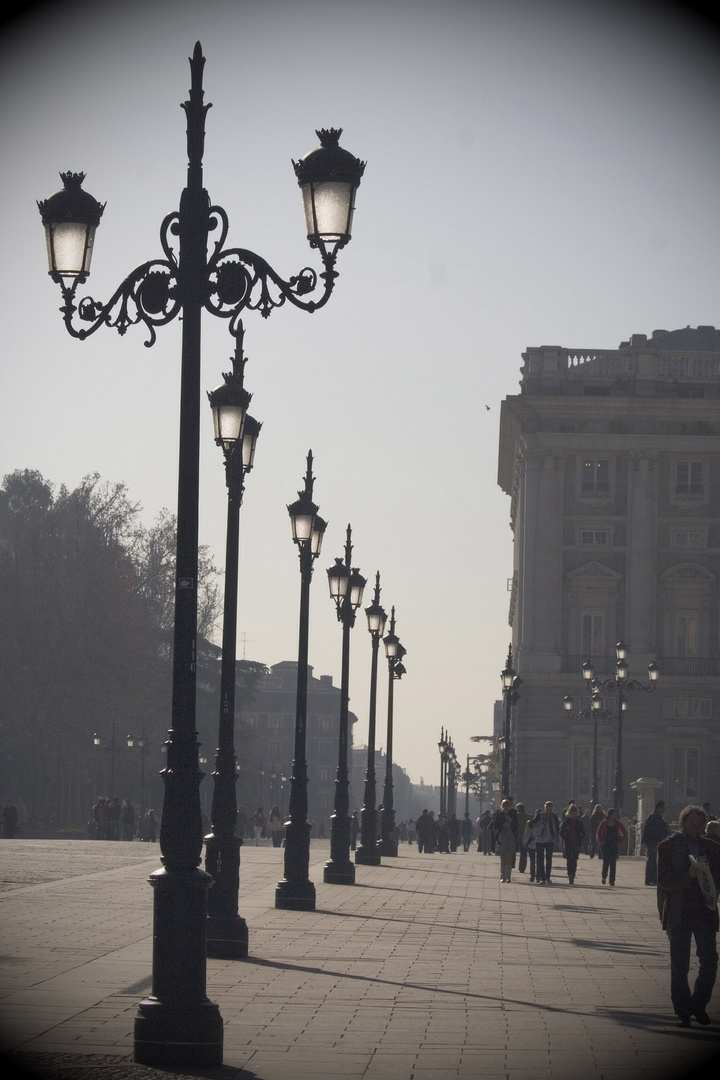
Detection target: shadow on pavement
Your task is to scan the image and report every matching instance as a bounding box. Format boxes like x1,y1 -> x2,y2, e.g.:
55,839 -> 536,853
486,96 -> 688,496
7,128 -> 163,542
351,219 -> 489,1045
6,1051 -> 259,1080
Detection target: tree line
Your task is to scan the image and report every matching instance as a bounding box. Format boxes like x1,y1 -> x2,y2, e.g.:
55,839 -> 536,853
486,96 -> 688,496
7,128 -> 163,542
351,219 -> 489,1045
0,469 -> 265,831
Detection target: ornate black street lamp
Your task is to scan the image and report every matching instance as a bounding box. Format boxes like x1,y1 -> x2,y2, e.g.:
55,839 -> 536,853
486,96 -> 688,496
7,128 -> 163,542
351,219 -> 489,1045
500,645 -> 522,798
126,732 -> 150,824
563,690 -> 615,807
355,573 -> 387,865
378,607 -> 405,857
276,453 -> 327,909
324,525 -> 366,884
38,44 -> 363,1068
461,754 -> 473,817
438,729 -> 449,815
582,642 -> 658,812
93,721 -> 119,796
203,337 -> 260,959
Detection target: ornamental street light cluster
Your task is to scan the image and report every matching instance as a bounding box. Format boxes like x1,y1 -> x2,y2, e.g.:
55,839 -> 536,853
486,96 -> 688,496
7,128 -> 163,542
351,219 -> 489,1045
324,526 -> 366,884
500,645 -> 522,798
39,43 -> 364,1068
378,607 -> 406,857
438,730 -> 461,817
563,691 -> 615,807
581,642 -> 658,812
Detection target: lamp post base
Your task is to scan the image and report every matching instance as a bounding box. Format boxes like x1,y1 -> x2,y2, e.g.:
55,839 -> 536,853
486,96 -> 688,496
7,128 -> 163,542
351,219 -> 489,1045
134,998 -> 223,1067
206,915 -> 249,958
355,846 -> 381,865
323,858 -> 356,884
275,878 -> 316,910
133,867 -> 223,1067
376,838 -> 398,857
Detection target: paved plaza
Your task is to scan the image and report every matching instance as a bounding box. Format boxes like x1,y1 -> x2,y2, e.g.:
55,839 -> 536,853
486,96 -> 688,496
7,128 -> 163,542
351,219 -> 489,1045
0,838 -> 719,1080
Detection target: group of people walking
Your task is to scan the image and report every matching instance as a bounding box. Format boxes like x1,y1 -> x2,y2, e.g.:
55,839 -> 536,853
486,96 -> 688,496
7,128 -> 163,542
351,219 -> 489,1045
90,797 -> 156,842
484,796 -> 629,886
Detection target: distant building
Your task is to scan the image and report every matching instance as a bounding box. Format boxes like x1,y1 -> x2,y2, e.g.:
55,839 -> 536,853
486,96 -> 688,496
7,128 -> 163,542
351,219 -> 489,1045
236,661 -> 358,832
498,327 -> 720,817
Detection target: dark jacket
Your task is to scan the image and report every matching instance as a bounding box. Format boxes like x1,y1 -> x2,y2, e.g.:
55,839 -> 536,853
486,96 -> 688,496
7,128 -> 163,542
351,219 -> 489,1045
491,807 -> 518,849
657,832 -> 720,932
559,816 -> 585,851
641,811 -> 670,848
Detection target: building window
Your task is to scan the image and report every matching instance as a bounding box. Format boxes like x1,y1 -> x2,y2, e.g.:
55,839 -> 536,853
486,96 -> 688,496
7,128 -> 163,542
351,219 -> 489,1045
318,717 -> 333,733
572,744 -> 615,802
676,615 -> 699,658
675,461 -> 704,497
662,698 -> 712,721
580,529 -> 609,546
318,766 -> 331,783
268,716 -> 283,730
581,459 -> 610,495
581,613 -> 604,656
670,747 -> 700,800
672,530 -> 705,549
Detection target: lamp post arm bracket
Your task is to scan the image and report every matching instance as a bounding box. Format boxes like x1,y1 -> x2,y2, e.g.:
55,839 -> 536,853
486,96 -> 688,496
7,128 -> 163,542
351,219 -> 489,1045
206,245 -> 338,321
57,257 -> 181,346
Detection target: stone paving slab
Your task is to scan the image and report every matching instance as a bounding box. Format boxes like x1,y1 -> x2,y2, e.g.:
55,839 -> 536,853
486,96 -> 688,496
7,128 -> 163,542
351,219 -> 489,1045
1,840 -> 719,1079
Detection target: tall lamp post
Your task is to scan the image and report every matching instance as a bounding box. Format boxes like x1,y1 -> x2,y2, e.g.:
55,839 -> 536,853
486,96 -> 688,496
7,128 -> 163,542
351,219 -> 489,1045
563,690 -> 615,807
126,732 -> 149,825
93,721 -> 118,797
324,525 -> 366,884
500,645 -> 522,798
203,337 -> 260,959
438,729 -> 448,815
39,44 -> 363,1067
378,608 -> 406,857
276,453 -> 327,909
355,573 -> 387,865
582,642 -> 658,811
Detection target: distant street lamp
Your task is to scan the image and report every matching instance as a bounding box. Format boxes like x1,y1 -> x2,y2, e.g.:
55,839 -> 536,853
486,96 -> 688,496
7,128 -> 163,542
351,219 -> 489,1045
126,732 -> 149,824
355,574 -> 387,865
203,335 -> 260,959
324,525 -> 366,884
378,607 -> 405,857
438,729 -> 449,815
582,642 -> 658,811
93,721 -> 119,796
563,691 -> 615,807
39,44 -> 363,1067
276,454 -> 326,909
500,645 -> 522,798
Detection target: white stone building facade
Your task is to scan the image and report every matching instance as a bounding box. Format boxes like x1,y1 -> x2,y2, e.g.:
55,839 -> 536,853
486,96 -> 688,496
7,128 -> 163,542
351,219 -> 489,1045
497,327 -> 720,817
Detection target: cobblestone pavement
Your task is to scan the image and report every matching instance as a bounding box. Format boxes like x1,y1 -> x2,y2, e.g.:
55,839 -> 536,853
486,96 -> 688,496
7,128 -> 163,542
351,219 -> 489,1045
1,839 -> 719,1080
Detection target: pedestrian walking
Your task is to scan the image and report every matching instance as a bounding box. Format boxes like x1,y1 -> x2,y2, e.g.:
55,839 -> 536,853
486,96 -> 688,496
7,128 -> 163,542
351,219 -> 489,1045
580,806 -> 592,854
106,797 -> 121,841
448,813 -> 460,852
252,806 -> 266,846
121,798 -> 135,841
641,800 -> 670,886
492,798 -> 518,883
559,803 -> 585,884
536,801 -> 560,884
436,813 -> 449,853
460,812 -> 473,852
415,809 -> 434,853
658,804 -> 720,1027
143,809 -> 157,842
406,818 -> 415,845
524,809 -> 545,883
515,803 -> 531,873
268,805 -> 284,847
589,803 -> 604,859
596,807 -> 626,885
478,810 -> 493,854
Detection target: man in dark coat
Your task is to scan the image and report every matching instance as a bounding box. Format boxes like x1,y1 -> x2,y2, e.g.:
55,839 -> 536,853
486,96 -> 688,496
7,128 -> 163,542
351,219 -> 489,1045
641,799 -> 670,886
415,809 -> 433,854
658,804 -> 720,1027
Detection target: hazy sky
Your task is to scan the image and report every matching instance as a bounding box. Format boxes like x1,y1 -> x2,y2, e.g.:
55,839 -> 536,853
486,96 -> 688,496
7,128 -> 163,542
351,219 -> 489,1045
1,0 -> 719,786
